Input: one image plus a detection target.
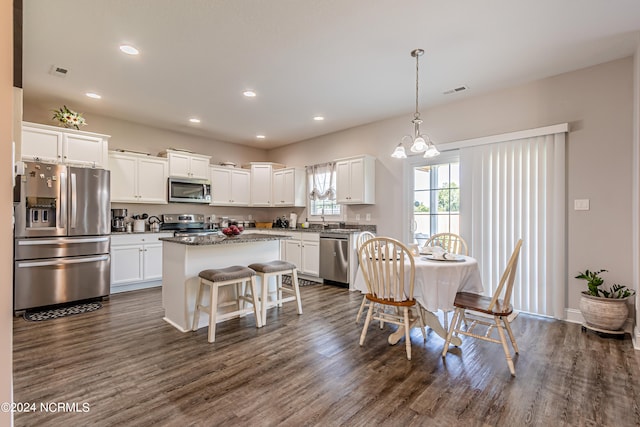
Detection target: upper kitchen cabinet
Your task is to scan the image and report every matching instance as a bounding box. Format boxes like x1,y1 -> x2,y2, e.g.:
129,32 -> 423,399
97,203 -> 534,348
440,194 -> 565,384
161,149 -> 211,179
249,163 -> 276,207
209,166 -> 250,206
273,167 -> 306,207
109,151 -> 168,204
21,122 -> 109,168
335,155 -> 376,204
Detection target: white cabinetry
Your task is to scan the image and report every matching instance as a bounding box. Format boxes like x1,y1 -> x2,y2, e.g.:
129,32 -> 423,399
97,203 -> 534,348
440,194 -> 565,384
250,163 -> 274,206
335,155 -> 375,204
109,152 -> 168,204
283,232 -> 320,277
273,168 -> 306,207
110,233 -> 173,293
21,122 -> 109,168
209,166 -> 251,206
162,149 -> 211,179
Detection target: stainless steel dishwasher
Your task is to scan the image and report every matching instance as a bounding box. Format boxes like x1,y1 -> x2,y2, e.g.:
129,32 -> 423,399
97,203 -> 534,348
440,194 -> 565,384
319,232 -> 350,284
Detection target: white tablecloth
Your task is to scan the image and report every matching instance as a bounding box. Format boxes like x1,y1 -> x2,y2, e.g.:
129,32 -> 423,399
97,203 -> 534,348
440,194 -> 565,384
353,255 -> 484,312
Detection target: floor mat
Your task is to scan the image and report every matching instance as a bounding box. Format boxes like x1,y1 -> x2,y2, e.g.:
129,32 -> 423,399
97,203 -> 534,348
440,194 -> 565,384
23,301 -> 103,321
282,274 -> 320,286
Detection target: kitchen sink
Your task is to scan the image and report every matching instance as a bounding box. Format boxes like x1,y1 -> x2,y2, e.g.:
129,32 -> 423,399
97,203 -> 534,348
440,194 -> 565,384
323,228 -> 360,233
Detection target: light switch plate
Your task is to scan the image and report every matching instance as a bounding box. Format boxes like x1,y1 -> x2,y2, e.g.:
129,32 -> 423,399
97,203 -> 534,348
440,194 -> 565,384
365,213 -> 371,221
355,214 -> 360,221
574,199 -> 590,211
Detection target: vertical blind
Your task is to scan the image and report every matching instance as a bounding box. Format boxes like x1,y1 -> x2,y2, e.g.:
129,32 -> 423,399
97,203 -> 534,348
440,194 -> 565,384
460,132 -> 566,318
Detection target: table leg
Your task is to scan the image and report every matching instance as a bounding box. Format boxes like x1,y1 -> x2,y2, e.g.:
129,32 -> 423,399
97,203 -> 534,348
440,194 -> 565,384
387,308 -> 462,347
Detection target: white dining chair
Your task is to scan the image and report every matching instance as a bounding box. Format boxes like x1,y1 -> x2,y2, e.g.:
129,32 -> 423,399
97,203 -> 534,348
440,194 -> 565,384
358,237 -> 426,360
355,231 -> 375,323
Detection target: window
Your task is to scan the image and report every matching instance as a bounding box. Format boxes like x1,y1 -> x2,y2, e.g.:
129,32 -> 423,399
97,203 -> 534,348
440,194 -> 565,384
307,163 -> 341,218
412,160 -> 460,244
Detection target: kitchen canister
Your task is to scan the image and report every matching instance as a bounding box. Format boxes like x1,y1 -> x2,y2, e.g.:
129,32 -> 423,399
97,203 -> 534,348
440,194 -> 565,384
133,219 -> 145,232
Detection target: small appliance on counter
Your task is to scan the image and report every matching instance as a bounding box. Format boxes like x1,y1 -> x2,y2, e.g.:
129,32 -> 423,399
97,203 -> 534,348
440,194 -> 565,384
111,208 -> 127,232
289,213 -> 297,229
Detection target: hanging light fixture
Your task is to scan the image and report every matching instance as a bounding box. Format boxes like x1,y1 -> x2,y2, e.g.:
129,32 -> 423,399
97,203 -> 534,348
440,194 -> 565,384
391,48 -> 440,159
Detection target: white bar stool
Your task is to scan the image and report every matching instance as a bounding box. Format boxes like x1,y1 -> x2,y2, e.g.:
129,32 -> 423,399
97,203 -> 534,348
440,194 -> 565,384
192,266 -> 262,343
248,261 -> 303,326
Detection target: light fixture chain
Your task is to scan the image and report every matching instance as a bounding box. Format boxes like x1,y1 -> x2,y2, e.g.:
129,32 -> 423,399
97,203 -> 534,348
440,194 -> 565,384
415,50 -> 420,118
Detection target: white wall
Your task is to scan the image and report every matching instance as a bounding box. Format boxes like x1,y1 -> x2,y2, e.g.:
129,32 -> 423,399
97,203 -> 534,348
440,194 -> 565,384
1,0 -> 14,422
268,57 -> 636,315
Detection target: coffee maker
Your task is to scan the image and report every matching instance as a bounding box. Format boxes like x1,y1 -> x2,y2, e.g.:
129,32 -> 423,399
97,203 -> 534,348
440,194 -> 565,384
111,208 -> 127,232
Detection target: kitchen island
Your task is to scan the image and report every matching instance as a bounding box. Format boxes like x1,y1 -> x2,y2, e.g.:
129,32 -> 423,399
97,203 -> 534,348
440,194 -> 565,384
160,233 -> 292,332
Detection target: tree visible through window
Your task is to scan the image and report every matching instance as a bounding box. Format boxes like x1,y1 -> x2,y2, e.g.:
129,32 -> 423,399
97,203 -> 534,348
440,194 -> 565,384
413,162 -> 460,244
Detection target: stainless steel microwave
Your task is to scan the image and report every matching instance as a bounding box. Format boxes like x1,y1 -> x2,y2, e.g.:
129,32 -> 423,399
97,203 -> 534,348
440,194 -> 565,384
168,177 -> 211,203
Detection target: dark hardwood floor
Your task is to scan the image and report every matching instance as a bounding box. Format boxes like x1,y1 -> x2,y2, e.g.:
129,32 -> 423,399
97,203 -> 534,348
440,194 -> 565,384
13,285 -> 640,426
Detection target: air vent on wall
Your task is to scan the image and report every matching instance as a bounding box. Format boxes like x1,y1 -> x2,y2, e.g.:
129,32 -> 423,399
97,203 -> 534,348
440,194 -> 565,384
49,65 -> 69,78
443,84 -> 469,95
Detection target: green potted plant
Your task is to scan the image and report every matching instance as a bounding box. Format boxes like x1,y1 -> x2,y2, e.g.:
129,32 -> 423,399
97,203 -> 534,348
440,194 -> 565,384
575,269 -> 635,333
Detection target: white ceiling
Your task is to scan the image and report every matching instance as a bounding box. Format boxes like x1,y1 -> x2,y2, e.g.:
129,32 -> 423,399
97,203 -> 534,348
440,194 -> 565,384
22,0 -> 640,149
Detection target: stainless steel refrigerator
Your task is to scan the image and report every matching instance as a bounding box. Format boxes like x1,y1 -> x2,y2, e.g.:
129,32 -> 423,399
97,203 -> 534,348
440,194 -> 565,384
14,161 -> 111,312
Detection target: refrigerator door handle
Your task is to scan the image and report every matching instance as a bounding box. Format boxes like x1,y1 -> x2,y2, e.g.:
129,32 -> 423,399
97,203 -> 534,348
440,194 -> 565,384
17,255 -> 110,268
59,171 -> 67,229
17,237 -> 110,246
70,172 -> 77,229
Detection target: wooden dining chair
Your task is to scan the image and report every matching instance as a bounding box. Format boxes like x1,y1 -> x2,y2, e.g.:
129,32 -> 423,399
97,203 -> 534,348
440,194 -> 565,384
358,237 -> 426,360
442,239 -> 523,376
423,232 -> 469,331
355,231 -> 376,323
423,232 -> 469,256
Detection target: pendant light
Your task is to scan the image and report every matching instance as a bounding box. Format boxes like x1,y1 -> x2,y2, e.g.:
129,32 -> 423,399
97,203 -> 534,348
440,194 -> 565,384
391,49 -> 440,159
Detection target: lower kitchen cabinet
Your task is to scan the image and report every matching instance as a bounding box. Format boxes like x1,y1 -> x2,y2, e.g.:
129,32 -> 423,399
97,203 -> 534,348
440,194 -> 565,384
283,232 -> 320,277
110,233 -> 172,293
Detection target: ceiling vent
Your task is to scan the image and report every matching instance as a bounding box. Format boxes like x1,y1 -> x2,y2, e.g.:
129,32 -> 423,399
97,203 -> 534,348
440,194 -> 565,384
49,65 -> 69,78
443,84 -> 469,95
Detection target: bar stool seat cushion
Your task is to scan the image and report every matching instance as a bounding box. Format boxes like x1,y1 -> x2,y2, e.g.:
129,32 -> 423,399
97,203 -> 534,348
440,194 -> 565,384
198,266 -> 255,282
248,260 -> 296,274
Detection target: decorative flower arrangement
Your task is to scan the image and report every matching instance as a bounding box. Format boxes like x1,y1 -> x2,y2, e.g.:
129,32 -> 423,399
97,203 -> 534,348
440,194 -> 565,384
51,105 -> 87,130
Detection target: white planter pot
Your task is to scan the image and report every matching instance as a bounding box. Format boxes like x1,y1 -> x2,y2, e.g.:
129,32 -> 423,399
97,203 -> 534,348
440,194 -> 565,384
579,291 -> 630,331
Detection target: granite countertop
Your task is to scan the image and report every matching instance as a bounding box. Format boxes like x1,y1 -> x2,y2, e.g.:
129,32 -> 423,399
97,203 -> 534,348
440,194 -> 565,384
159,232 -> 293,246
264,225 -> 376,234
111,230 -> 174,235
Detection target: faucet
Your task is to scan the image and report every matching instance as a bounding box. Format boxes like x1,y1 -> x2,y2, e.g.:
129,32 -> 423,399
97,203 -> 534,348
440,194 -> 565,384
321,215 -> 328,229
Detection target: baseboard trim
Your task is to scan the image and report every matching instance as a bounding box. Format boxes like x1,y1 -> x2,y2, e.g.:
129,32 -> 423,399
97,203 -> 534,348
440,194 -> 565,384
111,280 -> 162,294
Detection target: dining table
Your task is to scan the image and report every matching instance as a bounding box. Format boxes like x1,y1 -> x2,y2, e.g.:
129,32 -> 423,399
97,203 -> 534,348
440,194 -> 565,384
353,254 -> 484,346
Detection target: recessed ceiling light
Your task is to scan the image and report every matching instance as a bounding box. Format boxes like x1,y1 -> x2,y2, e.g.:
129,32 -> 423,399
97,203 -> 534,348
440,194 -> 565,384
313,116 -> 325,121
256,135 -> 266,139
243,90 -> 257,97
189,118 -> 201,123
119,44 -> 139,55
86,92 -> 102,99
